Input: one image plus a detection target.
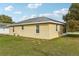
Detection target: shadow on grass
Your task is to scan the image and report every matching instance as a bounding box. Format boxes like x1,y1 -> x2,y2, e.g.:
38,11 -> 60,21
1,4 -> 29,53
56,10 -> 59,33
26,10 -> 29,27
64,34 -> 79,38
32,47 -> 54,56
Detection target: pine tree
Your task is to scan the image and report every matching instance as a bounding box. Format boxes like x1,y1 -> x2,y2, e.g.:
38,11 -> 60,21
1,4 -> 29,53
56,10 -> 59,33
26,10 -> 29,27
63,3 -> 79,32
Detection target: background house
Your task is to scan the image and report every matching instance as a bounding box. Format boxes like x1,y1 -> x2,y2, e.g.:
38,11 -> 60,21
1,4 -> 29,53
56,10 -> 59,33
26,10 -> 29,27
0,23 -> 9,34
9,17 -> 64,39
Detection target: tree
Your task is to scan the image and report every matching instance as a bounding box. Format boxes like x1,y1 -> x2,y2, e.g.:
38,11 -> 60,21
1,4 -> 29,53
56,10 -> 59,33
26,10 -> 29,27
63,3 -> 79,32
0,15 -> 14,23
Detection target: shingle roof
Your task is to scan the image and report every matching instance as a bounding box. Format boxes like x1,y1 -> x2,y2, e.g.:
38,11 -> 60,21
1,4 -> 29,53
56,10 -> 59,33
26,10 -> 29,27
9,17 -> 64,26
17,17 -> 64,24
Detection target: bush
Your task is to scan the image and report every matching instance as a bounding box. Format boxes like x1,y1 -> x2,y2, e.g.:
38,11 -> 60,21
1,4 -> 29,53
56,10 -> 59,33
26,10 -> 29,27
66,34 -> 79,37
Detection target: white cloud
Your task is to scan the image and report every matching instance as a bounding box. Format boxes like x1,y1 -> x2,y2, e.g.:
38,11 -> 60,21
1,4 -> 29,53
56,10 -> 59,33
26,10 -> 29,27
17,15 -> 28,22
21,16 -> 27,20
53,8 -> 68,15
39,8 -> 68,17
29,14 -> 36,18
20,14 -> 36,21
39,13 -> 58,18
60,8 -> 69,15
4,5 -> 14,11
14,11 -> 22,14
39,13 -> 52,17
27,3 -> 42,9
19,8 -> 68,22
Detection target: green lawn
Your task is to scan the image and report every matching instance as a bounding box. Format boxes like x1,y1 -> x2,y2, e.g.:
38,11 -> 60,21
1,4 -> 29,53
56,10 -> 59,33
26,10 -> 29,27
0,35 -> 79,56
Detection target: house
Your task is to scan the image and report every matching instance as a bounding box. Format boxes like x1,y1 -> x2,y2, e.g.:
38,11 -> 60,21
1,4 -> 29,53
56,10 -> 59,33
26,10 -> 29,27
0,23 -> 9,34
8,17 -> 65,39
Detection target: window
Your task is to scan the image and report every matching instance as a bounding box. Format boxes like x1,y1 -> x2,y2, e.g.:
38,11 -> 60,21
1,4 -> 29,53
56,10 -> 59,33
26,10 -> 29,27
22,26 -> 24,30
56,24 -> 58,31
63,25 -> 66,33
36,24 -> 39,33
13,26 -> 14,32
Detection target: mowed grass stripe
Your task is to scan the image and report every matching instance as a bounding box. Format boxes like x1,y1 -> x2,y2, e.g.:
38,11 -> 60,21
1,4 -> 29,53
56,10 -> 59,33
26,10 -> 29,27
0,35 -> 78,55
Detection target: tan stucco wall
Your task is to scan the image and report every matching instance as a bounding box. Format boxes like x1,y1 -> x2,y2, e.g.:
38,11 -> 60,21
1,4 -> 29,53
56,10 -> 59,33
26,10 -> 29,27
48,24 -> 63,39
9,23 -> 63,39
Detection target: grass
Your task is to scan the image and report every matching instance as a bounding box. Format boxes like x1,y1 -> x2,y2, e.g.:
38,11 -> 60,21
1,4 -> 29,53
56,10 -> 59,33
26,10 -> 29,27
0,35 -> 79,55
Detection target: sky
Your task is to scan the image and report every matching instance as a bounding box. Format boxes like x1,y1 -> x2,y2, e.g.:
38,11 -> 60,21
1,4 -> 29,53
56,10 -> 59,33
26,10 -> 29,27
0,3 -> 71,22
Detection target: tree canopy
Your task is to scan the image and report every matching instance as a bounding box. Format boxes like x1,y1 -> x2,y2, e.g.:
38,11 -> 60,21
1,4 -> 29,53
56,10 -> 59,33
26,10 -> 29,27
0,15 -> 14,23
63,3 -> 79,32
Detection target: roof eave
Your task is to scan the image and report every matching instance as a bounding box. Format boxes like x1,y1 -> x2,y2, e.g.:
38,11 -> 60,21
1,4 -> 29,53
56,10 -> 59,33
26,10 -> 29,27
8,21 -> 64,27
